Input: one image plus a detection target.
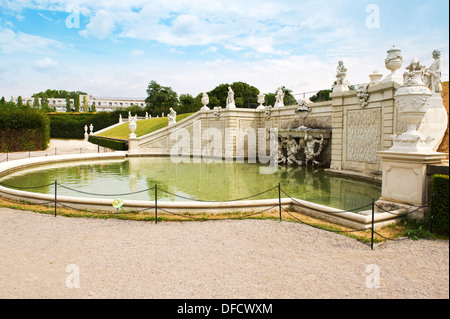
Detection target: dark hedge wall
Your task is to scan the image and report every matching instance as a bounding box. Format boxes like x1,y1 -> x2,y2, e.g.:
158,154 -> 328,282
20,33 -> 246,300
0,109 -> 50,152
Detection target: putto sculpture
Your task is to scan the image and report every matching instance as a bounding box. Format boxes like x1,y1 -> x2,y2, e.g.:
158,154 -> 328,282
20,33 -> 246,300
424,49 -> 442,94
332,60 -> 350,92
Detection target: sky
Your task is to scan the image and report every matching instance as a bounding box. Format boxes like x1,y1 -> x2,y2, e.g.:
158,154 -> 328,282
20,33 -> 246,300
0,0 -> 448,100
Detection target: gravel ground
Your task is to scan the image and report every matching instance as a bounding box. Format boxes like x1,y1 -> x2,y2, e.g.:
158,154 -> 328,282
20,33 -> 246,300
0,208 -> 448,299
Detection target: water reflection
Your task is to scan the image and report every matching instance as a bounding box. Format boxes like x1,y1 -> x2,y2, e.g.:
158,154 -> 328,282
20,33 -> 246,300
0,157 -> 380,210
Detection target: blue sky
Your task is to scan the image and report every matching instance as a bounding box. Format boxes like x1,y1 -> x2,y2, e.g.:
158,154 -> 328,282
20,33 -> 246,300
0,0 -> 448,100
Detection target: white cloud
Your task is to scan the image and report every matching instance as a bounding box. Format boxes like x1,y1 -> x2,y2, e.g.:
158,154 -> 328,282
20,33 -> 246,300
0,26 -> 63,53
34,57 -> 58,70
131,49 -> 144,56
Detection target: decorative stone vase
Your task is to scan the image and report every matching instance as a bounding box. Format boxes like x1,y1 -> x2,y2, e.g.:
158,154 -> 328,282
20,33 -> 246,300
129,119 -> 137,138
201,93 -> 209,111
257,93 -> 265,110
383,45 -> 403,83
391,58 -> 432,152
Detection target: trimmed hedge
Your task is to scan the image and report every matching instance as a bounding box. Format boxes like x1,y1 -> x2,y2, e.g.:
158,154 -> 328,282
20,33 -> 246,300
429,174 -> 449,235
0,108 -> 50,152
49,110 -> 147,139
88,135 -> 128,151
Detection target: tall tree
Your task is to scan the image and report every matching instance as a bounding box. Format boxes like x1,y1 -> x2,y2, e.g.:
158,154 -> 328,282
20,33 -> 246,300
145,80 -> 179,116
207,82 -> 260,108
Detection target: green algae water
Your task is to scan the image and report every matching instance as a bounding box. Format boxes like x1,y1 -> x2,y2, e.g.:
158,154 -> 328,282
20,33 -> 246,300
0,157 -> 381,210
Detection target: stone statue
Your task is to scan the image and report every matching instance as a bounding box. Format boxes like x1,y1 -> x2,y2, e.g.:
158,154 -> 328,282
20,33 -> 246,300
84,125 -> 89,141
274,87 -> 284,107
332,60 -> 350,92
403,57 -> 426,86
226,86 -> 236,108
286,135 -> 299,165
277,137 -> 287,165
168,107 -> 177,125
304,133 -> 324,166
424,49 -> 442,93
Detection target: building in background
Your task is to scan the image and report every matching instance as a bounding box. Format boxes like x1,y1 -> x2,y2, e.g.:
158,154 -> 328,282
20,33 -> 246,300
79,95 -> 146,112
10,95 -> 145,112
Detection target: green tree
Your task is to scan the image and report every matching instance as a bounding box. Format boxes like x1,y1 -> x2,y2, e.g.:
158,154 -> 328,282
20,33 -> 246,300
17,96 -> 23,107
206,82 -> 260,108
33,96 -> 40,108
309,89 -> 332,102
145,80 -> 179,116
66,97 -> 72,112
82,95 -> 88,112
265,86 -> 296,106
178,93 -> 202,113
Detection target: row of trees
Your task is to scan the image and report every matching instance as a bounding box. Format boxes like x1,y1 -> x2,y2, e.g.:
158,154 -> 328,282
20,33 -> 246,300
1,83 -> 333,117
0,89 -> 89,113
144,80 -> 302,117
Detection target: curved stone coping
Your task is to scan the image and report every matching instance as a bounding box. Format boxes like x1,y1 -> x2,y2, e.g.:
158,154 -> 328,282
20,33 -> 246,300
0,152 -> 405,229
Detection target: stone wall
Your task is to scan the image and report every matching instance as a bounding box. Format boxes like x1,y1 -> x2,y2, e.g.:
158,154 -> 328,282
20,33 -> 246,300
329,82 -> 401,178
131,80 -> 445,179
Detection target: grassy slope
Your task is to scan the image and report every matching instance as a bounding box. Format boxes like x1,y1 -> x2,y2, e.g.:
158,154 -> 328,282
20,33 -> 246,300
96,113 -> 194,139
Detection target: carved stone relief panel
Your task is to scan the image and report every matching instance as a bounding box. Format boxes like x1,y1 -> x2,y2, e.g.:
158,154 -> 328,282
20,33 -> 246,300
346,109 -> 381,164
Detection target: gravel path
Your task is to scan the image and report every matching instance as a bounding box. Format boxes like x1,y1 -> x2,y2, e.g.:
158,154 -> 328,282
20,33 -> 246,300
0,208 -> 448,299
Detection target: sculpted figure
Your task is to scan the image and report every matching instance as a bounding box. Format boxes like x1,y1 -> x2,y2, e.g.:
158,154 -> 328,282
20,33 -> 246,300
168,107 -> 177,125
304,133 -> 324,166
286,135 -> 299,165
226,86 -> 235,108
424,49 -> 442,93
274,87 -> 284,107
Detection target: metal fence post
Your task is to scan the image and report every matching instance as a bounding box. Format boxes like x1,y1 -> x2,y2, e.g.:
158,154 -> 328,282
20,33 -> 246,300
155,184 -> 158,224
371,198 -> 375,250
54,180 -> 57,217
278,183 -> 282,221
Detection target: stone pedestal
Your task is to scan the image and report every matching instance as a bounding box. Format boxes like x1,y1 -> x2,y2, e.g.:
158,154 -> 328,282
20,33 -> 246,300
128,137 -> 140,153
377,151 -> 446,206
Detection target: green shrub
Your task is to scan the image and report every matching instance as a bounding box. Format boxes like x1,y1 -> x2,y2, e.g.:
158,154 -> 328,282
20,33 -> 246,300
49,110 -> 144,139
0,108 -> 50,152
88,136 -> 128,151
429,174 -> 449,235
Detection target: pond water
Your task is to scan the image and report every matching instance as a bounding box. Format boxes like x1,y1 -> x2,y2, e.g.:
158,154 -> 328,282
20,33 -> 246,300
0,157 -> 381,210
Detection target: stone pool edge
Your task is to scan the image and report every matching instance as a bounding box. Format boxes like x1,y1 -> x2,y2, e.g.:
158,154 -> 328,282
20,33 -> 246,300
0,152 -> 406,230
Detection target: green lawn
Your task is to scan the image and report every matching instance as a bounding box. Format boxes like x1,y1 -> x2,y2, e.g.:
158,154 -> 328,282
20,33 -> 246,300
96,113 -> 194,139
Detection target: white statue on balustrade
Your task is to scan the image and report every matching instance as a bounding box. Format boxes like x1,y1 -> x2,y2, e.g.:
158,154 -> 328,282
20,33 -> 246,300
424,49 -> 442,94
274,87 -> 284,107
332,60 -> 350,92
226,86 -> 236,109
168,107 -> 177,126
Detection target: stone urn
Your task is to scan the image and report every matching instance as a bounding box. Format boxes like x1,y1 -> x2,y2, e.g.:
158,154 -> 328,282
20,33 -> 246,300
391,58 -> 432,152
257,93 -> 265,110
383,45 -> 403,83
129,118 -> 137,138
201,93 -> 209,111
